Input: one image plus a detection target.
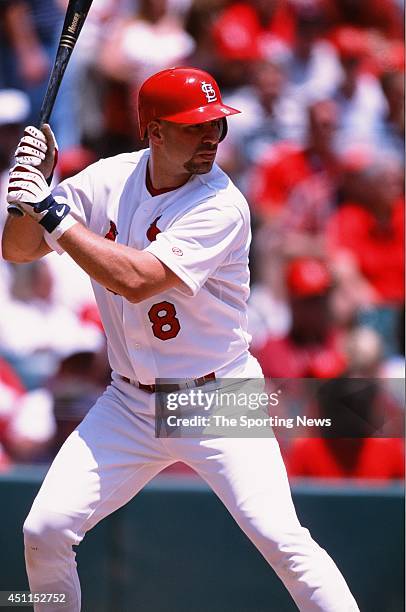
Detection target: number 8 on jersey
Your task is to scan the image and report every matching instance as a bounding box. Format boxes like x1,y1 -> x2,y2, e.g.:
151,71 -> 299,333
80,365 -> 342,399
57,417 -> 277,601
148,301 -> 181,340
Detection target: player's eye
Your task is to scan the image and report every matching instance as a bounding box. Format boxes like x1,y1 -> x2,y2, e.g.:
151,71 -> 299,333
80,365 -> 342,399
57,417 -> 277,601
191,121 -> 220,131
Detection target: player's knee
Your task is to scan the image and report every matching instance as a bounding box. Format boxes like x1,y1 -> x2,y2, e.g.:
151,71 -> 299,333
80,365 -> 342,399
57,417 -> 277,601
248,520 -> 317,565
23,511 -> 59,554
23,508 -> 76,556
268,527 -> 329,580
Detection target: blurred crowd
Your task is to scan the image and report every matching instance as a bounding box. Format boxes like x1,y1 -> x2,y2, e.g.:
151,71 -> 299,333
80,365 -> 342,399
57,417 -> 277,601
0,0 -> 404,479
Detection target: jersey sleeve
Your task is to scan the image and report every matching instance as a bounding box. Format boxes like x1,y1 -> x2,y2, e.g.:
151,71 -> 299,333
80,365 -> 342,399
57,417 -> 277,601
145,200 -> 247,297
43,162 -> 99,254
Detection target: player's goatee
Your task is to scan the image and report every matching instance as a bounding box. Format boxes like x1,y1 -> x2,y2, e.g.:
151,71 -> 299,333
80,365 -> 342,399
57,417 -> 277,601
184,159 -> 215,174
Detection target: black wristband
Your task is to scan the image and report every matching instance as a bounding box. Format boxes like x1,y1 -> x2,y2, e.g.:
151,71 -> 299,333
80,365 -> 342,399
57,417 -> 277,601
39,199 -> 71,233
33,193 -> 56,213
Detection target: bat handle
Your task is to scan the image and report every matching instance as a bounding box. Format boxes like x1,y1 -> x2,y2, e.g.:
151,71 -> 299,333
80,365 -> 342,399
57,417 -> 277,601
7,204 -> 25,217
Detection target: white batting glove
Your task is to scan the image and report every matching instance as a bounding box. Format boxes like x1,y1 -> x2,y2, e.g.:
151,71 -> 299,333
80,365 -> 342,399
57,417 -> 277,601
7,164 -> 77,240
8,164 -> 51,204
14,124 -> 58,181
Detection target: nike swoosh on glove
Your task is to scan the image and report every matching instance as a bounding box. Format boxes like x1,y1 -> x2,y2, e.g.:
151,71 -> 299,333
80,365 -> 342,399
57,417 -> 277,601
7,164 -> 77,240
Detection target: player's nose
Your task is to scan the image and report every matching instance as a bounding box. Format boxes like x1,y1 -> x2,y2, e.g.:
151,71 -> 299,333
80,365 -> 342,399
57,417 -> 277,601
201,121 -> 221,144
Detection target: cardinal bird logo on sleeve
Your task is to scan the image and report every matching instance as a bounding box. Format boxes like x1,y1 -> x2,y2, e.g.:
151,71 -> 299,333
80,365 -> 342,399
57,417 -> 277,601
104,221 -> 119,295
147,216 -> 162,242
104,221 -> 118,241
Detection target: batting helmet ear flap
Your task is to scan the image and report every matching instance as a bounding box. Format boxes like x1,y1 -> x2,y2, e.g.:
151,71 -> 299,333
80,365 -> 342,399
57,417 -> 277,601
219,118 -> 228,142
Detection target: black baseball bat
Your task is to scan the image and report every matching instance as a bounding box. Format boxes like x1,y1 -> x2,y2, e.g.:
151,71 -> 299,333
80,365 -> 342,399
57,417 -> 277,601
7,0 -> 93,217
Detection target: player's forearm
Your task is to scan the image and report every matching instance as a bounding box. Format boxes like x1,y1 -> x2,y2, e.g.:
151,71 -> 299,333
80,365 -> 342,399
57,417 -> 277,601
2,215 -> 52,262
57,223 -> 172,302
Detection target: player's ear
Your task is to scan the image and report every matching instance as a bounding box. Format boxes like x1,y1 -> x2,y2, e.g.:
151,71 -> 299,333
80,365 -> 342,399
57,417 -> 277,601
148,120 -> 164,145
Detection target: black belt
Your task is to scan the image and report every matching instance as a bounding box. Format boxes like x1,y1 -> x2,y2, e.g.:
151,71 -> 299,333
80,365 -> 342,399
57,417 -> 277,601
120,372 -> 216,394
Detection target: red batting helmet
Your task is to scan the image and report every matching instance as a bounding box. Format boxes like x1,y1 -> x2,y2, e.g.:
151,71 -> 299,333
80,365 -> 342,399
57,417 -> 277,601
137,67 -> 241,141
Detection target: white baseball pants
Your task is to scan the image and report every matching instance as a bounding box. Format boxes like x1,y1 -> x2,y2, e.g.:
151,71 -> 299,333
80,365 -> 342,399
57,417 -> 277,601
23,358 -> 359,612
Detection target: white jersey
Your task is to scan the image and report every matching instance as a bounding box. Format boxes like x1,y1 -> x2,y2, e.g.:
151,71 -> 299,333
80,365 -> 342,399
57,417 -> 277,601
51,149 -> 252,384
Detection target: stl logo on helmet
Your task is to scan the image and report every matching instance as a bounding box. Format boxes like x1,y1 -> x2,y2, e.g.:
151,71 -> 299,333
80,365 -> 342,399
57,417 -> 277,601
201,81 -> 217,103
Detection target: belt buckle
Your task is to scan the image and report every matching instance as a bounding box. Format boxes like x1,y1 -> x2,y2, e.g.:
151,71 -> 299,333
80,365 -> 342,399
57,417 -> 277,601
190,374 -> 214,389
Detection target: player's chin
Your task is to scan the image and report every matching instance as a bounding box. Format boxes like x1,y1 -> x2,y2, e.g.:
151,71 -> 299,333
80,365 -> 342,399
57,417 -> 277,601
184,158 -> 215,174
195,161 -> 214,174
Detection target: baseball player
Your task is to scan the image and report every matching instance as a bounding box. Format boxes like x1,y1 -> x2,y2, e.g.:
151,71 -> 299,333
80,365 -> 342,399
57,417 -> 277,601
3,67 -> 359,612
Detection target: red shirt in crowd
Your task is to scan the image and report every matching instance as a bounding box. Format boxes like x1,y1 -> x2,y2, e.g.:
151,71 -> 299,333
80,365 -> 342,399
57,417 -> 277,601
328,0 -> 404,40
327,198 -> 405,304
287,437 -> 405,480
0,359 -> 25,436
212,1 -> 296,60
253,334 -> 345,379
249,143 -> 338,217
0,359 -> 26,470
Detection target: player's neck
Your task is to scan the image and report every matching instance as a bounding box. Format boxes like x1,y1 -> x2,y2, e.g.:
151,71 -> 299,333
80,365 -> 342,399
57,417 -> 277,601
147,157 -> 191,193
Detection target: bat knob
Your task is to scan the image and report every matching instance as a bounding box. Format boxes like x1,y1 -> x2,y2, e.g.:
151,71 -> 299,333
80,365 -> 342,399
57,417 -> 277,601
7,204 -> 25,217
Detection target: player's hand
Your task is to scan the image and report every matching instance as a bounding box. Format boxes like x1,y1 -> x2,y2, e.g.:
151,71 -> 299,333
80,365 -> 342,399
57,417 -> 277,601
7,164 -> 51,208
14,124 -> 58,180
7,164 -> 74,238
